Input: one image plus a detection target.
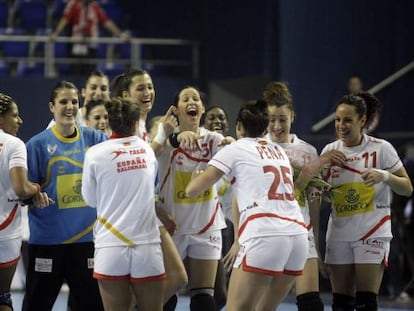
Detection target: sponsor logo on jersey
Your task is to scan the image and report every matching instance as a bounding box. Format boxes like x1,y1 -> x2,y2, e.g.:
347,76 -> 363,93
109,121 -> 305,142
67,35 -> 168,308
174,171 -> 213,204
333,182 -> 375,217
111,148 -> 128,160
57,173 -> 86,208
47,144 -> 57,155
116,157 -> 147,172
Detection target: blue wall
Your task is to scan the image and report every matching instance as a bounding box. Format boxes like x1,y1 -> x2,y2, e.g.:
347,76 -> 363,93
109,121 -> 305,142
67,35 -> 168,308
276,0 -> 414,142
2,0 -> 413,147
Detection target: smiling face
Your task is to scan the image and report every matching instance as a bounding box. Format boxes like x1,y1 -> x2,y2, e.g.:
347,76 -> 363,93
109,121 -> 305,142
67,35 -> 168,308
176,87 -> 205,130
49,87 -> 79,135
335,103 -> 366,147
203,107 -> 229,134
86,104 -> 109,134
122,73 -> 155,117
82,75 -> 110,105
267,105 -> 294,143
0,102 -> 23,136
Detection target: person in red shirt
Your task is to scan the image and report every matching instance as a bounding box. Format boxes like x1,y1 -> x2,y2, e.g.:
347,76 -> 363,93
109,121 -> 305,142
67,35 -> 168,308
50,0 -> 129,74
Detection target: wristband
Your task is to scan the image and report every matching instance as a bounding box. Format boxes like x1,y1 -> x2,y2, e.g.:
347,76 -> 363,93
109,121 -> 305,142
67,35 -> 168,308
153,122 -> 167,145
21,197 -> 34,206
382,170 -> 390,182
373,169 -> 389,182
168,133 -> 180,148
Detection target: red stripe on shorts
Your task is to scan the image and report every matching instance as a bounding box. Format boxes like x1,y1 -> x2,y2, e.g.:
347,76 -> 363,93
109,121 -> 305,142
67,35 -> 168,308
0,256 -> 20,268
131,272 -> 167,283
93,272 -> 129,280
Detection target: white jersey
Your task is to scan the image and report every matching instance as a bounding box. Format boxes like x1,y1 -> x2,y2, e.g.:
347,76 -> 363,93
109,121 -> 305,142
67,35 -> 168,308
82,136 -> 160,248
268,134 -> 319,235
0,129 -> 26,241
216,176 -> 234,221
321,134 -> 402,241
209,137 -> 307,244
137,119 -> 149,143
158,127 -> 226,234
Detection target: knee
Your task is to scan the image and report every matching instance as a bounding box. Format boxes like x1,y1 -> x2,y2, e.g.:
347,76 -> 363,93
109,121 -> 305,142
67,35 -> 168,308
167,268 -> 188,293
355,291 -> 377,311
296,291 -> 323,311
0,292 -> 13,310
190,288 -> 216,311
332,293 -> 355,311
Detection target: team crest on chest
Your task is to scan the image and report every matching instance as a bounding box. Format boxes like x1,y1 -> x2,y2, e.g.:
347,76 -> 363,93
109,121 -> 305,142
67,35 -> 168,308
47,144 -> 57,155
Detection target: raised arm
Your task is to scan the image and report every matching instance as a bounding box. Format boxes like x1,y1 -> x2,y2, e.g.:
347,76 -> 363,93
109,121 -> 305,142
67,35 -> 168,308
186,166 -> 224,198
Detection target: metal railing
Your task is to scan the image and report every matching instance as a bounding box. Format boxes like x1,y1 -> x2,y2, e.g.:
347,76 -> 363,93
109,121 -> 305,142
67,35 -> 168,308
311,60 -> 414,133
0,34 -> 200,78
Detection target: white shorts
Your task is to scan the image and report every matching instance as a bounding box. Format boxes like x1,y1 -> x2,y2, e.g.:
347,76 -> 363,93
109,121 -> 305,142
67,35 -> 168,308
0,237 -> 21,267
173,230 -> 222,260
234,234 -> 308,276
94,244 -> 166,283
307,234 -> 318,259
325,237 -> 391,266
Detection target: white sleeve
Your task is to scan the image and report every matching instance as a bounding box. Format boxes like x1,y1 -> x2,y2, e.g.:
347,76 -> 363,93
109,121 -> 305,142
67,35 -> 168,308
81,151 -> 97,208
9,138 -> 28,170
381,140 -> 403,173
208,144 -> 234,176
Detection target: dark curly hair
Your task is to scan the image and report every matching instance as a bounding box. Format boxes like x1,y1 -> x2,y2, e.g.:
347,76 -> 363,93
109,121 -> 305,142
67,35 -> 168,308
237,99 -> 269,137
0,93 -> 15,115
262,81 -> 294,111
105,98 -> 140,135
336,92 -> 382,130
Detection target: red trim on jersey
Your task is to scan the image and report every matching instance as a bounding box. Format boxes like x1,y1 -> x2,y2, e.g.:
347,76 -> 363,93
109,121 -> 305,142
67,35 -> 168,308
238,212 -> 308,237
198,201 -> 220,234
0,204 -> 18,230
93,272 -> 130,280
160,148 -> 211,192
359,215 -> 391,241
210,158 -> 232,173
159,149 -> 179,192
242,257 -> 303,276
142,132 -> 149,143
177,148 -> 210,163
0,256 -> 19,268
331,163 -> 362,175
110,133 -> 134,139
386,158 -> 402,171
131,272 -> 167,284
341,164 -> 362,175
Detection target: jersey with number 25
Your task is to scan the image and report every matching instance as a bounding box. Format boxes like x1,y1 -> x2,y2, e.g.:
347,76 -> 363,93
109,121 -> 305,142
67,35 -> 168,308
209,137 -> 307,244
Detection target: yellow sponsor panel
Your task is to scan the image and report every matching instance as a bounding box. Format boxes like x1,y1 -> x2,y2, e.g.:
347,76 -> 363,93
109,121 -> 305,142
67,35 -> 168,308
174,171 -> 213,204
57,173 -> 86,209
294,188 -> 307,207
332,182 -> 375,217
